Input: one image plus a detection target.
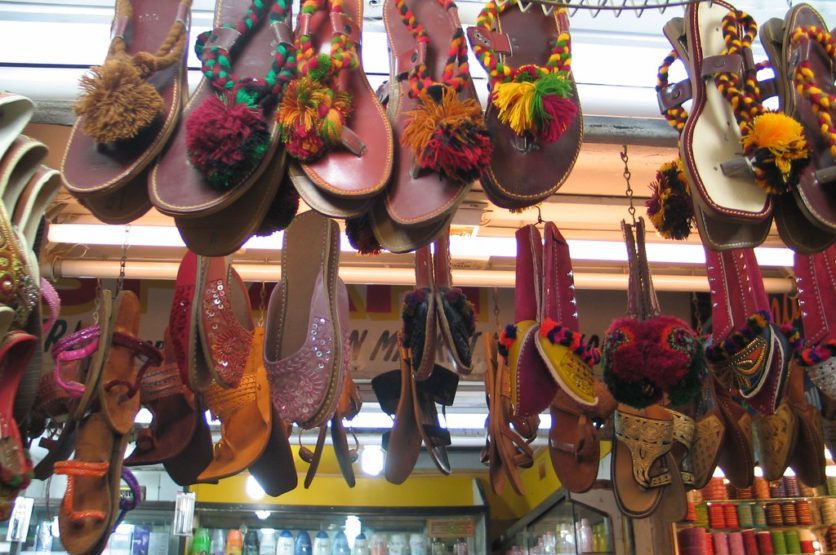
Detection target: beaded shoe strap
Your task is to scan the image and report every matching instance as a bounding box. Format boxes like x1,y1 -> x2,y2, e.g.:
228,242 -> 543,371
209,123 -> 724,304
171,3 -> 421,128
40,278 -> 60,334
712,10 -> 809,194
395,0 -> 492,184
51,326 -> 102,398
791,26 -> 836,159
278,0 -> 363,162
54,460 -> 109,523
185,0 -> 297,191
75,0 -> 192,144
470,0 -> 576,143
112,469 -> 141,532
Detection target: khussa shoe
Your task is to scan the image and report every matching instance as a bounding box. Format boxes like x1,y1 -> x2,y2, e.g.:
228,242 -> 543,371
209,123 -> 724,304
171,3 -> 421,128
467,0 -> 582,210
63,0 -> 192,224
794,246 -> 836,398
704,248 -> 799,416
401,245 -> 437,381
498,225 -> 556,418
433,230 -> 476,375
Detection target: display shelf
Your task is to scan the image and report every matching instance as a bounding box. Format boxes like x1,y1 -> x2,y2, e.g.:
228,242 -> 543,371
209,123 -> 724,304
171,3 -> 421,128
698,496 -> 836,504
677,524 -> 828,532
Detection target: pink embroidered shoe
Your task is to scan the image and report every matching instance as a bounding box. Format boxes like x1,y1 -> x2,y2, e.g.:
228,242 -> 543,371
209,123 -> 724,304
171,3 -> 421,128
264,211 -> 343,429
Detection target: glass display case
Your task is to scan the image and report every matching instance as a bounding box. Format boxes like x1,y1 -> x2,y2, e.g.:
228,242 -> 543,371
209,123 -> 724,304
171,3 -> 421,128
0,500 -> 181,555
190,504 -> 487,555
498,489 -> 623,555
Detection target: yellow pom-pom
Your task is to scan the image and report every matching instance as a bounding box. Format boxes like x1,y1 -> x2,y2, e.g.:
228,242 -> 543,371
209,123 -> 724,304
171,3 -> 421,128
741,112 -> 809,193
491,81 -> 536,135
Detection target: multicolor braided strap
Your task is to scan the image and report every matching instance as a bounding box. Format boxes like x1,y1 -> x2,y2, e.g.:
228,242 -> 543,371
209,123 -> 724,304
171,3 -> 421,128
470,0 -> 577,143
395,0 -> 492,184
791,26 -> 836,159
712,10 -> 809,194
76,0 -> 192,144
185,0 -> 297,191
277,0 -> 362,162
656,50 -> 689,132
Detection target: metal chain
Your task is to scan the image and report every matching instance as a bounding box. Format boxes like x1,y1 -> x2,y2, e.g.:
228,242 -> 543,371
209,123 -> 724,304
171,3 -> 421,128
116,225 -> 130,294
258,282 -> 267,328
493,287 -> 501,331
691,292 -> 704,336
620,144 -> 637,225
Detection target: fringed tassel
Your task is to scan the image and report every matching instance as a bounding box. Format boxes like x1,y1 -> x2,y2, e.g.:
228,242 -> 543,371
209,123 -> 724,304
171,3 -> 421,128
539,317 -> 601,366
185,90 -> 270,191
497,323 -> 517,360
277,70 -> 353,162
346,215 -> 382,255
402,85 -> 492,183
741,112 -> 809,194
75,57 -> 164,144
491,68 -> 577,143
705,310 -> 771,362
646,158 -> 694,240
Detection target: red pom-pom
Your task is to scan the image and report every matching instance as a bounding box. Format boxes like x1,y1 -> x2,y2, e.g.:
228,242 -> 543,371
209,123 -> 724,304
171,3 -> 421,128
185,95 -> 269,190
421,124 -> 493,183
538,95 -> 577,143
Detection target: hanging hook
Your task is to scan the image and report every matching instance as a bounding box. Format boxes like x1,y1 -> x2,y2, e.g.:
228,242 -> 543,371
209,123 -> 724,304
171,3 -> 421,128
534,205 -> 545,225
620,145 -> 637,225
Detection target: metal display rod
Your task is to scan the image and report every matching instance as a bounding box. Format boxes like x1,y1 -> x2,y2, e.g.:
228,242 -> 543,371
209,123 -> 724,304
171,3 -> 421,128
494,0 -> 706,17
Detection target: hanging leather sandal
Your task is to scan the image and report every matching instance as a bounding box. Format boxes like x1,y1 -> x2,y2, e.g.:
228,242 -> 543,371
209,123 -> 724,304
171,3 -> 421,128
467,0 -> 582,209
63,0 -> 192,224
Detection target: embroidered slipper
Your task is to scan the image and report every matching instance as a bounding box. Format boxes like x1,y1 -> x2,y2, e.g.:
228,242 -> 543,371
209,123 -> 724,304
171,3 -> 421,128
689,375 -> 726,489
680,2 -> 791,244
174,147 -> 290,256
62,0 -> 190,216
467,1 -> 580,209
753,399 -> 797,481
99,290 -> 163,435
150,0 -> 295,219
757,13 -> 835,253
603,219 -> 703,410
714,377 -> 755,488
289,162 -> 372,219
433,230 -> 476,374
658,408 -> 692,520
0,136 -> 48,213
198,325 -> 271,483
498,224 -> 556,417
611,404 -> 676,519
280,0 -> 393,199
264,211 -> 342,429
0,93 -> 33,161
402,245 -> 437,380
704,248 -> 797,415
124,327 -> 198,467
191,256 -> 254,390
794,246 -> 836,398
54,412 -> 117,555
378,0 -> 487,229
0,330 -> 36,520
787,363 -> 826,486
169,251 -> 198,389
658,17 -> 771,250
777,6 -> 836,237
537,221 -> 599,407
297,277 -> 352,489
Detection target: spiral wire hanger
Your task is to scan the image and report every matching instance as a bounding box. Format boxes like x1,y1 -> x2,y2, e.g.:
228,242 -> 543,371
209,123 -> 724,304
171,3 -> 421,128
489,0 -> 712,18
